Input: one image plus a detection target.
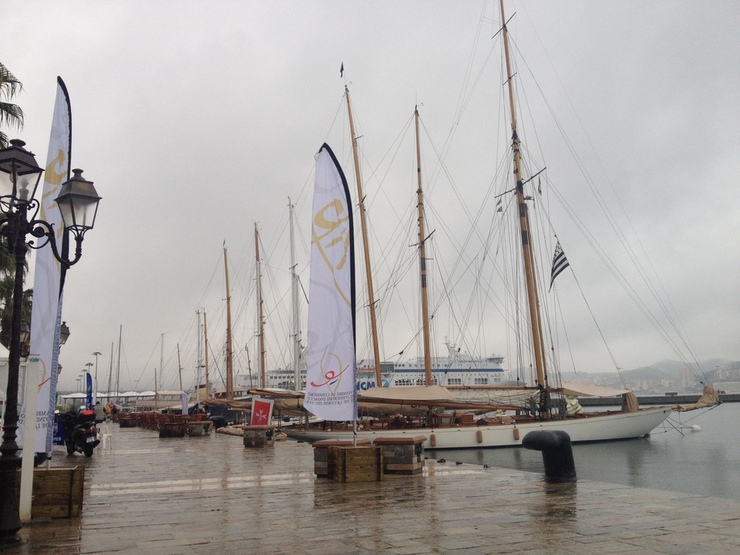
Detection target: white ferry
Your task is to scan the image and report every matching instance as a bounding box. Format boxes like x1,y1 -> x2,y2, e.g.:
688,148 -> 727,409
264,342 -> 508,391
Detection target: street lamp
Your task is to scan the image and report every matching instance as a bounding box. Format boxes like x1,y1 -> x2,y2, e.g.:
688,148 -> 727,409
92,351 -> 102,383
0,140 -> 101,545
59,321 -> 70,346
78,371 -> 87,394
19,321 -> 30,358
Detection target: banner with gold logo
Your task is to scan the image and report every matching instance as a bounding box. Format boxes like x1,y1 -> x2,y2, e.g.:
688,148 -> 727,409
19,77 -> 71,453
303,144 -> 356,421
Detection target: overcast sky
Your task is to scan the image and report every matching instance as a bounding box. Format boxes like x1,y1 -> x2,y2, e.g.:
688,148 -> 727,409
3,1 -> 739,392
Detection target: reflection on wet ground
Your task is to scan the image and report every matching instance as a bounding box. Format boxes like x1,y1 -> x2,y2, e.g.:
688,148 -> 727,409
13,425 -> 740,554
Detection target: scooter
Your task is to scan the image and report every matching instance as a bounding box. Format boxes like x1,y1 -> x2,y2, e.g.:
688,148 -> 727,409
61,409 -> 100,457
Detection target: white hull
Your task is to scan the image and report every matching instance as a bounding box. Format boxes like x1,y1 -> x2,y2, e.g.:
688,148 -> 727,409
285,406 -> 672,449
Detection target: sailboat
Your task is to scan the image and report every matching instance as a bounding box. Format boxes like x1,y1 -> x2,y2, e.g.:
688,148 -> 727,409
283,1 -> 718,448
204,245 -> 253,413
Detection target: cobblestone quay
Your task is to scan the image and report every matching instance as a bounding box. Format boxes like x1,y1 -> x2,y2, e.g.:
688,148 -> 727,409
11,423 -> 740,554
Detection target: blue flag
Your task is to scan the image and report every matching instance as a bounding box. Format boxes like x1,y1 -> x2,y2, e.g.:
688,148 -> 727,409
85,372 -> 93,409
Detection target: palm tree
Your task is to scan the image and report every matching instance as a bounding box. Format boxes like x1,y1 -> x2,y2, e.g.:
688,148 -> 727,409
0,62 -> 24,148
0,61 -> 27,349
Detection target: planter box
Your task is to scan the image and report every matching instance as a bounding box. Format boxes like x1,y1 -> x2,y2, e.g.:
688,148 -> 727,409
312,439 -> 371,477
328,445 -> 383,483
16,466 -> 85,518
374,436 -> 426,475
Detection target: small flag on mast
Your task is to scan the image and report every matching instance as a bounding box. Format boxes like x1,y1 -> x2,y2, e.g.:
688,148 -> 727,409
340,62 -> 344,78
549,240 -> 569,290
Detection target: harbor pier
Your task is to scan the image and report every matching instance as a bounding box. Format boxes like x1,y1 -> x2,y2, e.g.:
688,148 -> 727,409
12,424 -> 740,554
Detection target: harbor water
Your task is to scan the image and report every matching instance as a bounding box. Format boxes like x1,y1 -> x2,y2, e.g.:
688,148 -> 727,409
427,402 -> 738,500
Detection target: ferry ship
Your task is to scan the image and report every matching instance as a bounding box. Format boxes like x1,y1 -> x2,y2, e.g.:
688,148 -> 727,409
264,341 -> 508,391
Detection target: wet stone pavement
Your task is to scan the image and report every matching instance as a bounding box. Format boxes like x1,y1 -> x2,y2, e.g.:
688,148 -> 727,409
9,423 -> 740,554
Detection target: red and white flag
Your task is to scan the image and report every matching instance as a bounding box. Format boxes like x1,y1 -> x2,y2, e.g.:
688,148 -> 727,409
250,397 -> 274,426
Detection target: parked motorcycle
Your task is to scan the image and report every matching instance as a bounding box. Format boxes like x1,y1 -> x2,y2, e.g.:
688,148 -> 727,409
61,408 -> 100,457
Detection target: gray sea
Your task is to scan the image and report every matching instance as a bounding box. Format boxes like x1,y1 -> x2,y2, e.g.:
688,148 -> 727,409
426,402 -> 738,500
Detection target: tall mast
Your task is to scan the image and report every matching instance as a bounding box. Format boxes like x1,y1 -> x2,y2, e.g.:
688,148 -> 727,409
223,244 -> 234,399
107,342 -> 113,397
345,85 -> 382,386
156,333 -> 163,410
255,224 -> 266,389
289,198 -> 302,391
203,311 -> 210,399
177,343 -> 183,392
115,325 -> 122,403
195,310 -> 203,403
196,309 -> 203,402
499,0 -> 549,415
153,366 -> 158,410
414,107 -> 433,386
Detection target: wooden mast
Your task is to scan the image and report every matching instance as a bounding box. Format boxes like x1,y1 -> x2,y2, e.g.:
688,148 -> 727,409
223,244 -> 234,399
177,343 -> 183,392
499,0 -> 549,416
255,223 -> 266,389
289,198 -> 302,391
345,85 -> 382,387
155,333 -> 163,411
196,309 -> 203,402
414,107 -> 433,387
203,311 -> 210,399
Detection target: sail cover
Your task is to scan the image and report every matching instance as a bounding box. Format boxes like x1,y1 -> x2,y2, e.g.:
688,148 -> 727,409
303,144 -> 357,421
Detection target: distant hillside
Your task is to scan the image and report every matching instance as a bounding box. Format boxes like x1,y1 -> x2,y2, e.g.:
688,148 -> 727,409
562,358 -> 740,391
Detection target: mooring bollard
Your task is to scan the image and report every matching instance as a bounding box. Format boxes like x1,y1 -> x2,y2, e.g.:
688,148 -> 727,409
522,430 -> 577,483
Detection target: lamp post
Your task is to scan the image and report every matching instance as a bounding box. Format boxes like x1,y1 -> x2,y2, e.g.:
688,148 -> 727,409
92,351 -> 101,384
79,371 -> 87,395
0,139 -> 100,545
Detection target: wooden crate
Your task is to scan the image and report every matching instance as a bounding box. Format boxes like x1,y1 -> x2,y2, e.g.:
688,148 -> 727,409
328,445 -> 383,483
374,436 -> 426,475
15,466 -> 85,518
312,439 -> 371,477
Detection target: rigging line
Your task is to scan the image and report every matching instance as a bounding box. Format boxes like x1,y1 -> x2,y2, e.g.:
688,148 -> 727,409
567,264 -> 627,387
517,0 -> 704,381
421,122 -> 512,316
448,1 -> 497,155
412,120 -> 504,352
549,184 -> 701,375
551,286 -> 579,376
510,33 -> 707,380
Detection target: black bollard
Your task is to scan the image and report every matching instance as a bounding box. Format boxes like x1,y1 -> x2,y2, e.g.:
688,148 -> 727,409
522,430 -> 577,483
